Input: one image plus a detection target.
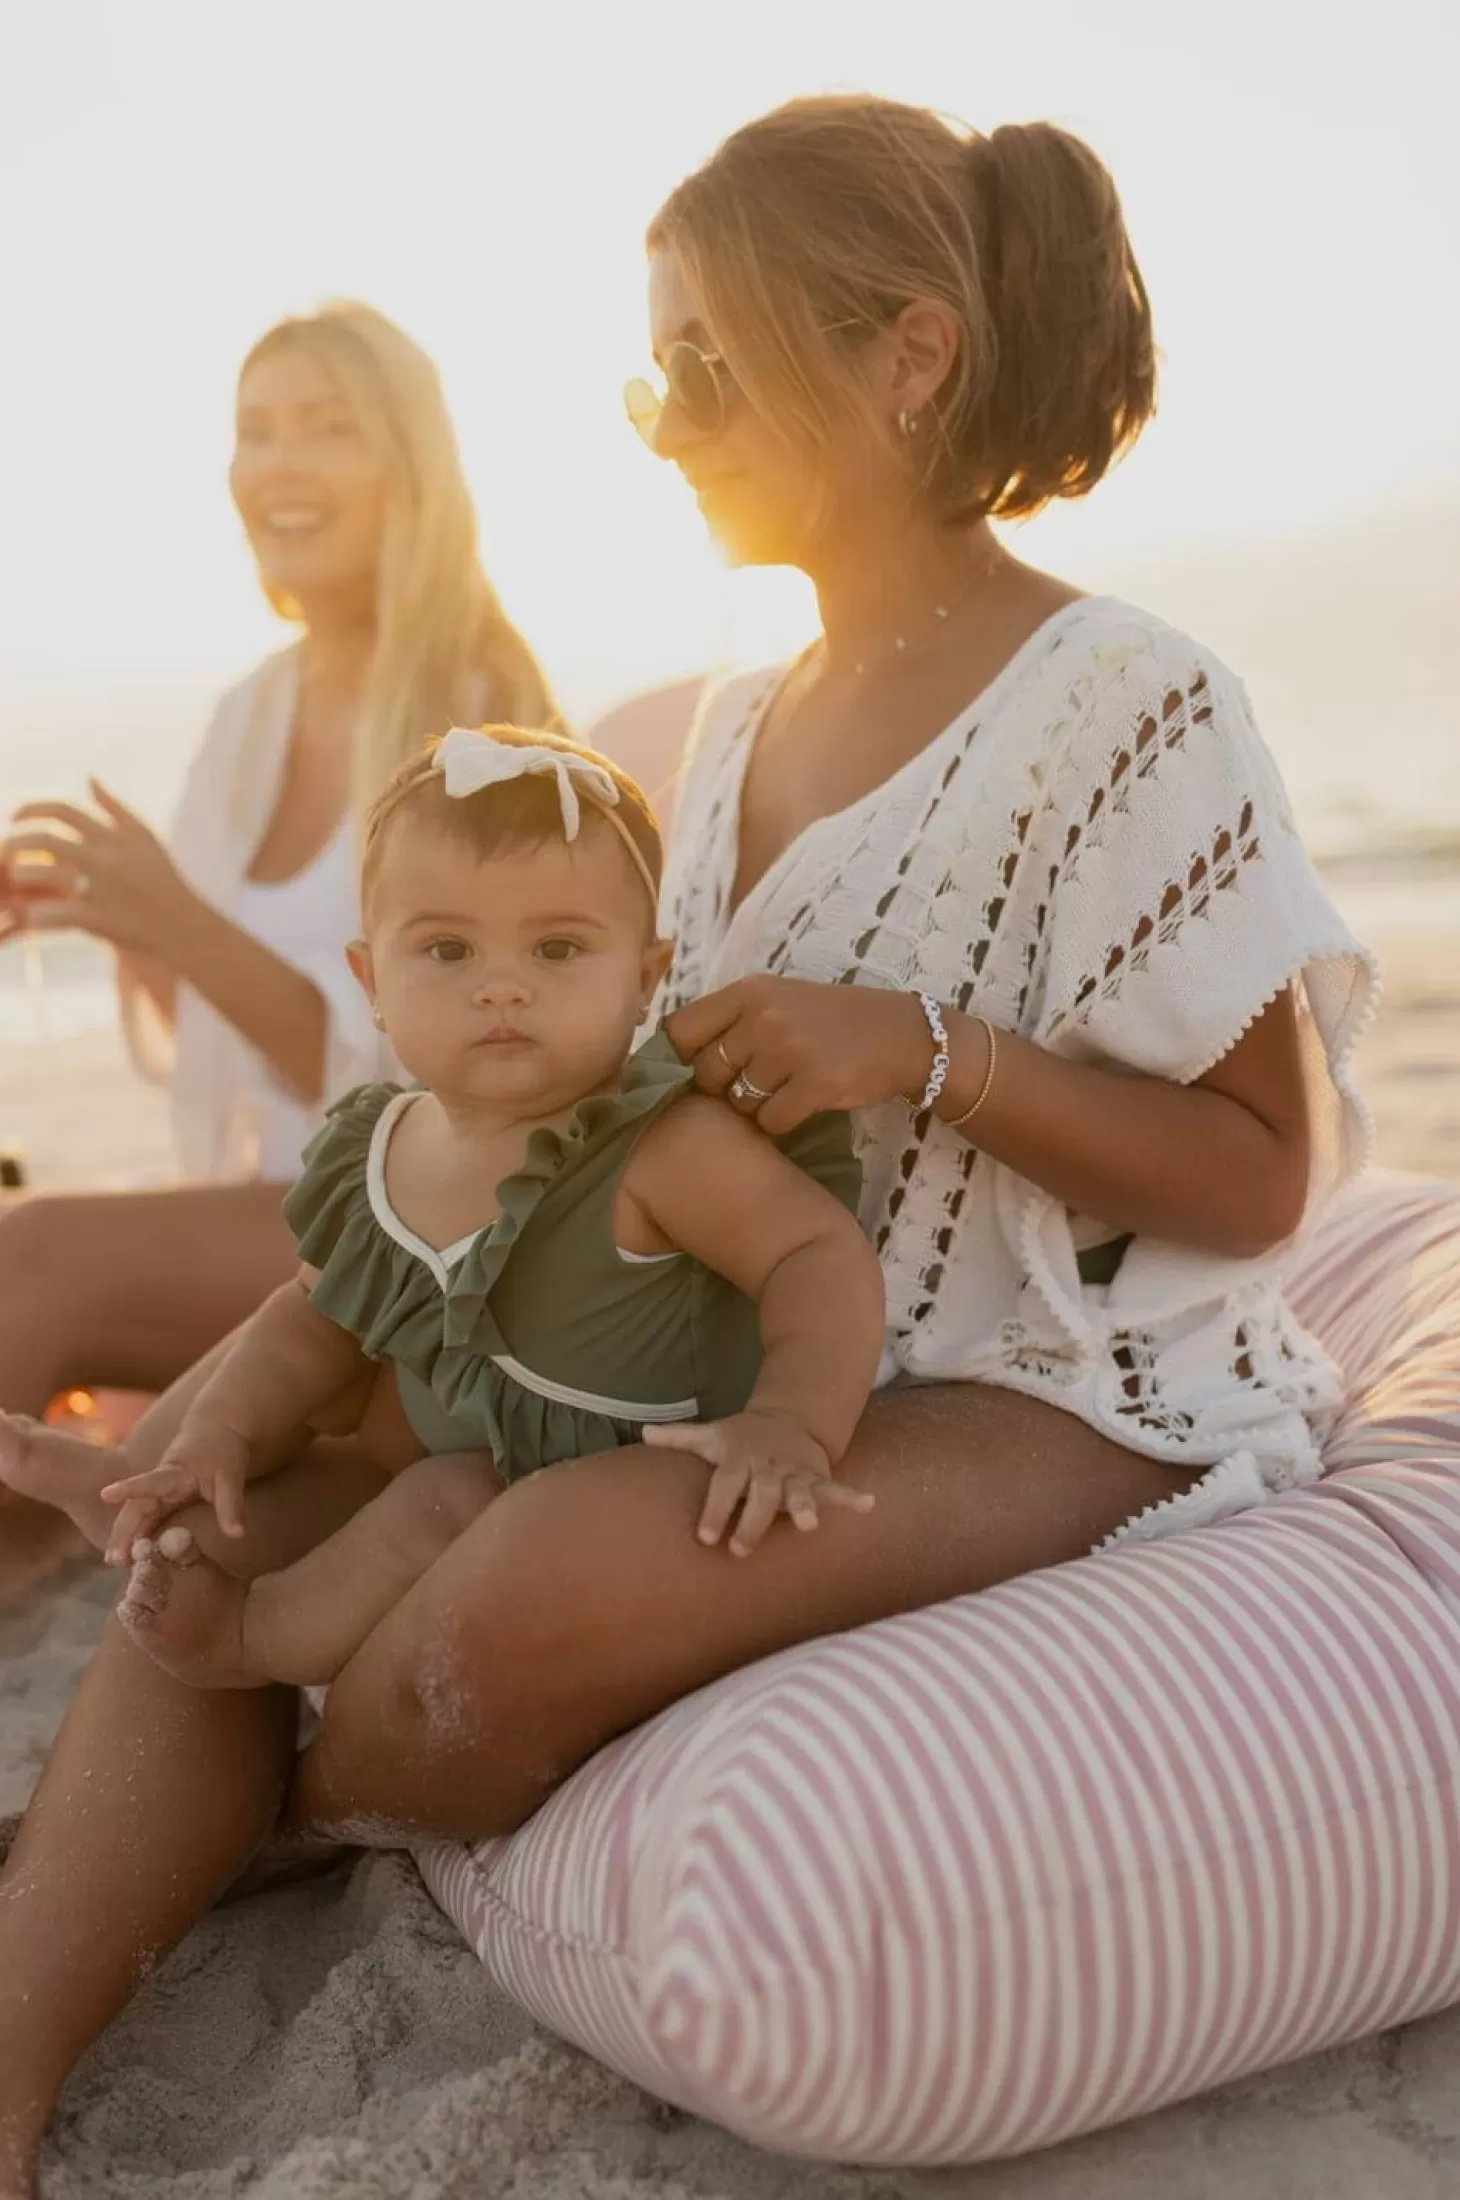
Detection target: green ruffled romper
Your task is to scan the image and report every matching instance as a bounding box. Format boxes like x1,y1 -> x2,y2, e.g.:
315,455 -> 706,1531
283,1028 -> 862,1480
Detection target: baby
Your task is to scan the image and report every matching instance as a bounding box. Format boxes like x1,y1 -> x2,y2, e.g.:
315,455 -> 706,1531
0,727 -> 884,1692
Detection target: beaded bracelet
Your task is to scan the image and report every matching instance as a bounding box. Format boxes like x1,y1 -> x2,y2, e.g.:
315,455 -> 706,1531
911,991 -> 951,1114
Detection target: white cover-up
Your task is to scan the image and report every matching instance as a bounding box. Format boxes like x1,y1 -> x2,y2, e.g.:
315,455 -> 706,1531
658,597 -> 1380,1536
121,647 -> 393,1181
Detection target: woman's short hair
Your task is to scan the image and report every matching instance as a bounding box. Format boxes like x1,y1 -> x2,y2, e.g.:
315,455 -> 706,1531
649,96 -> 1157,524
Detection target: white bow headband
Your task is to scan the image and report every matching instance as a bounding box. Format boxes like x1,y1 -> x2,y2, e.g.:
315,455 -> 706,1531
433,730 -> 659,912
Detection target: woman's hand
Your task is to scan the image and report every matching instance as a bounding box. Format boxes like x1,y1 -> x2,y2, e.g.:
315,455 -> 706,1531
667,975 -> 934,1133
645,1407 -> 875,1557
0,860 -> 28,946
2,781 -> 199,957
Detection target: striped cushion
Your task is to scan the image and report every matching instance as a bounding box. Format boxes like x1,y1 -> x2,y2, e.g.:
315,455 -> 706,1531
416,1169 -> 1460,2162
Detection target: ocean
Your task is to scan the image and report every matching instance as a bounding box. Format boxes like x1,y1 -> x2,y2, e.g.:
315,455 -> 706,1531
3,499 -> 1456,1045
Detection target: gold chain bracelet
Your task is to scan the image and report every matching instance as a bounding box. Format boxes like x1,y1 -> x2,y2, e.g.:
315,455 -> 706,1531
944,1016 -> 998,1130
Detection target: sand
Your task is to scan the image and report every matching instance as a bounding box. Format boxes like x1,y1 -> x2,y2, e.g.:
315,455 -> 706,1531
2,884 -> 1459,2198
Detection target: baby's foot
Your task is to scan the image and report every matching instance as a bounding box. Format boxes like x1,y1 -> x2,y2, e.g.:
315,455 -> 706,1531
117,1529 -> 263,1689
0,1410 -> 123,1551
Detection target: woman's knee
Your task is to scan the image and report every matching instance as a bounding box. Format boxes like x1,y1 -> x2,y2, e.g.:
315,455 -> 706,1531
374,1480 -> 608,1733
0,1196 -> 80,1299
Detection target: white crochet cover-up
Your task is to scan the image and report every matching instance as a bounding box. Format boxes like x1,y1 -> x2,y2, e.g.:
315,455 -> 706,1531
659,596 -> 1380,1546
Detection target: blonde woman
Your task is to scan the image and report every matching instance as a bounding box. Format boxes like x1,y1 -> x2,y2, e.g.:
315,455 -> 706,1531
0,302 -> 557,1430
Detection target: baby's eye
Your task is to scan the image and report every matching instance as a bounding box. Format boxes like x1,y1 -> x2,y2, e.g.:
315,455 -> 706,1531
537,937 -> 583,964
425,937 -> 471,964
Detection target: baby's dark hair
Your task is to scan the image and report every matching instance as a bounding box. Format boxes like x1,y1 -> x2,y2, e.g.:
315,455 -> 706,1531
361,725 -> 663,919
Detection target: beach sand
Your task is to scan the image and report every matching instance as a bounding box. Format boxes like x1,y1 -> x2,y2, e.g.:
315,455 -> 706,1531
2,900 -> 1459,2197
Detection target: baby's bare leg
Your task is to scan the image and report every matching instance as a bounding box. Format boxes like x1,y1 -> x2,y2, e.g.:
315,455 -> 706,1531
119,1452 -> 503,1690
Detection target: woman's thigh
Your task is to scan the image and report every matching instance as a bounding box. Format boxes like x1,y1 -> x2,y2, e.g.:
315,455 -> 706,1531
0,1180 -> 297,1405
305,1384 -> 1199,1839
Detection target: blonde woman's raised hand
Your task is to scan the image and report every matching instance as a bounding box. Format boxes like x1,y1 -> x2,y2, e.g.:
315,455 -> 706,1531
2,781 -> 198,958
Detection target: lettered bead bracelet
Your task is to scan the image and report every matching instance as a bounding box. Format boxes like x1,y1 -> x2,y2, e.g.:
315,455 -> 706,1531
912,991 -> 951,1114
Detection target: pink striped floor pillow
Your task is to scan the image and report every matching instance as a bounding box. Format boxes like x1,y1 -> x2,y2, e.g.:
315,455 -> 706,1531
415,1169 -> 1460,2163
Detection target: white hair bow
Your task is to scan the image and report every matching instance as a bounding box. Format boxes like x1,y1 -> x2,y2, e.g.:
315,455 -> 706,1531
435,729 -> 621,842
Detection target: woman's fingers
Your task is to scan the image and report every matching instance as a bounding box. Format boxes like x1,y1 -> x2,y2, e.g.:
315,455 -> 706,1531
8,803 -> 105,841
664,982 -> 753,1064
694,1036 -> 742,1097
0,829 -> 92,865
11,898 -> 98,935
746,1074 -> 822,1136
88,780 -> 146,832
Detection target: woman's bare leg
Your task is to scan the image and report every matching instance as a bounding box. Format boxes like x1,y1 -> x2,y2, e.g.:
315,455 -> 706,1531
292,1383 -> 1200,1844
0,1182 -> 296,1581
120,1452 -> 503,1689
0,1182 -> 296,1415
0,1442 -> 388,2194
0,1312 -> 375,1557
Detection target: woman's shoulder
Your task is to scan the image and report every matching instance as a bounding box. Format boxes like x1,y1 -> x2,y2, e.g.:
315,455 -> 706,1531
196,644 -> 301,753
168,644 -> 301,867
685,662 -> 786,762
1050,596 -> 1244,697
1027,595 -> 1261,765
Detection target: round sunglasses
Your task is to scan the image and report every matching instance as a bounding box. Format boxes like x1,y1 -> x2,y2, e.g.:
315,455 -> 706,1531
624,320 -> 870,451
624,342 -> 733,449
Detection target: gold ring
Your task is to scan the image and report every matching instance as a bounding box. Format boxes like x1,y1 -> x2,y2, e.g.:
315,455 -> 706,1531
713,1039 -> 736,1074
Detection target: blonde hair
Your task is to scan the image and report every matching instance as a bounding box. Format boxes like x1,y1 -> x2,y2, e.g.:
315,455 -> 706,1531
239,301 -> 562,817
649,97 -> 1156,524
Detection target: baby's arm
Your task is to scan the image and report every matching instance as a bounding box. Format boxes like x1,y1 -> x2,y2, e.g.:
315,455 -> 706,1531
623,1097 -> 885,1555
102,1273 -> 371,1554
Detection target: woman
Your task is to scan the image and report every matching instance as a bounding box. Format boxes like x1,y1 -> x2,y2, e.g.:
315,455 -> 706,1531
0,301 -> 557,1433
0,99 -> 1375,2190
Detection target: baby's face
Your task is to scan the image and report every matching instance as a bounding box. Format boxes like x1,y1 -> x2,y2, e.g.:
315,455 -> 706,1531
356,818 -> 669,1111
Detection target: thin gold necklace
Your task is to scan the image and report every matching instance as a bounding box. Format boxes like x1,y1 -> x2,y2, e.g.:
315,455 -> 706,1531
823,543 -> 1005,679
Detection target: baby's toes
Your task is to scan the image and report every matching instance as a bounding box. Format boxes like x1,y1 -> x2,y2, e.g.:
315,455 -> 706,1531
118,1538 -> 174,1623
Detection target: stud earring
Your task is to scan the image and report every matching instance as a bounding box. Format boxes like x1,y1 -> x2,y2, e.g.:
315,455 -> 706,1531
897,407 -> 920,437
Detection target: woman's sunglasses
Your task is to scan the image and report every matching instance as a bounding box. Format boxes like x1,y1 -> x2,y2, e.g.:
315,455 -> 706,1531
624,320 -> 870,451
623,343 -> 733,449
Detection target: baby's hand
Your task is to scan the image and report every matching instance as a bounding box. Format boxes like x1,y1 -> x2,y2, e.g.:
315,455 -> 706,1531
644,1408 -> 875,1558
100,1423 -> 252,1565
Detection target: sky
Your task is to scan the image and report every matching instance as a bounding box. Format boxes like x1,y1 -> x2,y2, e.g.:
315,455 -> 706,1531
1,0 -> 1457,732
